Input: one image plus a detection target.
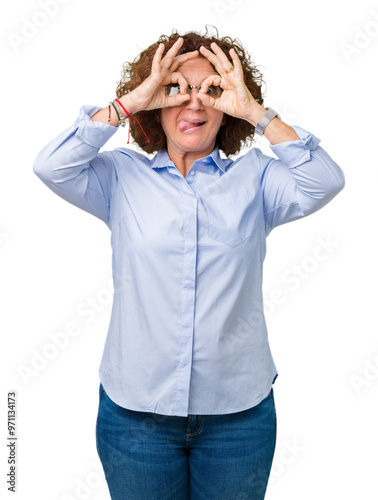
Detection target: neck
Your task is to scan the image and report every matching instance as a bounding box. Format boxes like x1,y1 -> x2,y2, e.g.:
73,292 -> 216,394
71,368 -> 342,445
167,144 -> 215,177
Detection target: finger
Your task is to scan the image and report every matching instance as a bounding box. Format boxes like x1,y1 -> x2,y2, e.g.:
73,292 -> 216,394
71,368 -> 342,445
198,45 -> 223,75
199,74 -> 223,94
170,50 -> 199,72
210,42 -> 234,72
169,71 -> 188,94
229,48 -> 243,74
196,92 -> 219,110
161,37 -> 184,68
165,93 -> 191,107
151,43 -> 165,73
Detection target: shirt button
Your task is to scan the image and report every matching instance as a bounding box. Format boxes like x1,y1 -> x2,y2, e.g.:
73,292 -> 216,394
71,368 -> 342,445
190,171 -> 195,176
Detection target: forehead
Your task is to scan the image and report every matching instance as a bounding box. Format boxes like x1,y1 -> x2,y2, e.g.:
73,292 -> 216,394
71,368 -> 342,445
177,57 -> 218,82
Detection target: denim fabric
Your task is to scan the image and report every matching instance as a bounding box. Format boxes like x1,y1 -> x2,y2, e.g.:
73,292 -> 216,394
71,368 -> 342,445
96,384 -> 276,499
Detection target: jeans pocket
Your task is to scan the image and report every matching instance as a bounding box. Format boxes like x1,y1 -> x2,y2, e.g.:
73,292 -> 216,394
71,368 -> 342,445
201,190 -> 257,247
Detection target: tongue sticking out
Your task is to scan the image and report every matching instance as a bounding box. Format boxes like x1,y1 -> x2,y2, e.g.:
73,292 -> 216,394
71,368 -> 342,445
178,120 -> 205,133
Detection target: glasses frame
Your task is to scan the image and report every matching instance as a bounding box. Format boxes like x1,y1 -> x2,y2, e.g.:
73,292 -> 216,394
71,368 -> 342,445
165,83 -> 223,98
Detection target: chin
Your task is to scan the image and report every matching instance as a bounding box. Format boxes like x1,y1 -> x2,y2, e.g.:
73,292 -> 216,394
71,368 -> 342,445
177,136 -> 214,153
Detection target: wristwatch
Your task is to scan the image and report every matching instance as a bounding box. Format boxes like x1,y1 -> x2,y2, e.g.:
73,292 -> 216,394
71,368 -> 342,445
255,108 -> 281,136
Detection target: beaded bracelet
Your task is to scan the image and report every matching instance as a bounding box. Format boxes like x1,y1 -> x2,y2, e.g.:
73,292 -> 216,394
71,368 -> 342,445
115,98 -> 150,144
107,100 -> 125,127
112,100 -> 126,127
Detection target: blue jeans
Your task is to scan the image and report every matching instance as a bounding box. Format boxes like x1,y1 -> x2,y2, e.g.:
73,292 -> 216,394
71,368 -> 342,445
96,384 -> 276,499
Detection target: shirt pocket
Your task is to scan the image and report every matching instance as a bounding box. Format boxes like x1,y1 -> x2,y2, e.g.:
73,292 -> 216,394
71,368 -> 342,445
201,190 -> 257,247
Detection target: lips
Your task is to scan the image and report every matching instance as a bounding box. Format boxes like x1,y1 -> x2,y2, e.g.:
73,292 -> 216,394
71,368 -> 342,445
178,119 -> 206,133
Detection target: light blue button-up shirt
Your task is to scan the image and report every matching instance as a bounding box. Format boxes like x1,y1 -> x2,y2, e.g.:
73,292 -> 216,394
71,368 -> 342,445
33,106 -> 345,416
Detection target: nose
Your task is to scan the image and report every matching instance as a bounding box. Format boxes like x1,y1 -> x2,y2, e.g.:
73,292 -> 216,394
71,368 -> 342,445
186,87 -> 204,111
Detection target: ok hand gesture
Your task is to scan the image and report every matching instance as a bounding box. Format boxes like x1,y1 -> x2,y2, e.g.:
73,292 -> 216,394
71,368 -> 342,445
197,43 -> 260,122
123,38 -> 198,113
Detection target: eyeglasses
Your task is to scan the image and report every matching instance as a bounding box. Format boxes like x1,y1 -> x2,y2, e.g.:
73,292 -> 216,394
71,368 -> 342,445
165,83 -> 223,99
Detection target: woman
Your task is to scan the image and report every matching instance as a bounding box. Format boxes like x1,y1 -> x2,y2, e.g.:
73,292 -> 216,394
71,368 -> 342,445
33,28 -> 345,500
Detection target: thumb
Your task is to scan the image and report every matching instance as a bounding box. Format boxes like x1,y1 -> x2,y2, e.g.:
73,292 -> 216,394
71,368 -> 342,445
197,93 -> 217,110
165,93 -> 191,107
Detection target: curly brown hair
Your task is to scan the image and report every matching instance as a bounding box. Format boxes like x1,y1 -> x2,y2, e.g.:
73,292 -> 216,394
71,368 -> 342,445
116,26 -> 265,156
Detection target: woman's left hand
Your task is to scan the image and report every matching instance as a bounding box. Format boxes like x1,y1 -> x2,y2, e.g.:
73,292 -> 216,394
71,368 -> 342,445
198,43 -> 261,122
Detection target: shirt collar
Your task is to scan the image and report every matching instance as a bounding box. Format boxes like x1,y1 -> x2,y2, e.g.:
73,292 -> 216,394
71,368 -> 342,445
151,146 -> 231,174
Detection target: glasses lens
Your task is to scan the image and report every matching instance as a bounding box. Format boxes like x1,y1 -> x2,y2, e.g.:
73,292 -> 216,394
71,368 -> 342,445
206,85 -> 223,98
165,84 -> 180,97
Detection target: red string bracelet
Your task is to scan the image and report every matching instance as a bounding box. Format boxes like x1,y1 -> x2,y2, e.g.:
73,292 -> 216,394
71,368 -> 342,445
115,98 -> 150,144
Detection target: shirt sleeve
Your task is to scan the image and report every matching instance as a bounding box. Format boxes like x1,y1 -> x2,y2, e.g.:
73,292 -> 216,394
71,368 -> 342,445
259,125 -> 345,234
33,105 -> 119,225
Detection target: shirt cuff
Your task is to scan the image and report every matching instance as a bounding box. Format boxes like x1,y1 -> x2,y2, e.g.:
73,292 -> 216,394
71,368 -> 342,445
74,105 -> 119,148
269,126 -> 321,168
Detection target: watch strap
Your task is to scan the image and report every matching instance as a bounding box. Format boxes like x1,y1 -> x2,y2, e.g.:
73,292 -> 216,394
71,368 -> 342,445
255,108 -> 280,136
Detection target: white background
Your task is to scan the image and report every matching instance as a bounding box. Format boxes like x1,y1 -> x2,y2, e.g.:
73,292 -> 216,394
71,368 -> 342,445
1,0 -> 377,498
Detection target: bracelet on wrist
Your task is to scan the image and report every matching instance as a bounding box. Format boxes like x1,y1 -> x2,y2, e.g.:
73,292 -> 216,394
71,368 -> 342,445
112,100 -> 127,127
114,98 -> 150,144
255,108 -> 281,136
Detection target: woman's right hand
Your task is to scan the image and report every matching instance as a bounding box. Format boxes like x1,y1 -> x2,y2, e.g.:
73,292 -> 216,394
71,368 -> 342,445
119,38 -> 198,114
